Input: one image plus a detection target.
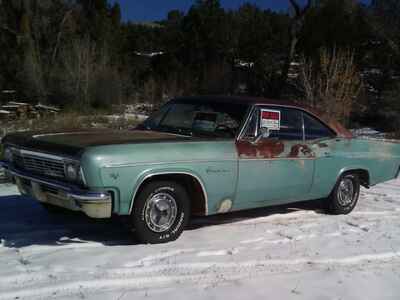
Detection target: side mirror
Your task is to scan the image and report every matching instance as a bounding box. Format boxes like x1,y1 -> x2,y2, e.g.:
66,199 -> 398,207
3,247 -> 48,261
251,127 -> 270,145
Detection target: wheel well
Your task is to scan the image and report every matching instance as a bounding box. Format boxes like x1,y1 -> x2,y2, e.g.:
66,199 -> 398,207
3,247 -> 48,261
344,169 -> 370,188
135,174 -> 207,216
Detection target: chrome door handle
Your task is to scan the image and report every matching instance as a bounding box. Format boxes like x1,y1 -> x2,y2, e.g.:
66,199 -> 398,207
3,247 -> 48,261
301,148 -> 312,155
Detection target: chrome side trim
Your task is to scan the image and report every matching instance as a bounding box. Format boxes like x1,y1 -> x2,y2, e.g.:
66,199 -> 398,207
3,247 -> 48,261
129,172 -> 209,216
71,194 -> 111,203
239,157 -> 316,162
32,132 -> 94,138
103,159 -> 236,168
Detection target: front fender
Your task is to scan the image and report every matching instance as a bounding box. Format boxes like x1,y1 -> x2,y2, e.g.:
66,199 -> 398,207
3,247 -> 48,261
335,166 -> 370,183
128,167 -> 208,215
101,161 -> 237,216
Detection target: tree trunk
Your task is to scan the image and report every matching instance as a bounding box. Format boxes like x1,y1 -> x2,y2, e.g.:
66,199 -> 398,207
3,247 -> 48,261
276,0 -> 311,98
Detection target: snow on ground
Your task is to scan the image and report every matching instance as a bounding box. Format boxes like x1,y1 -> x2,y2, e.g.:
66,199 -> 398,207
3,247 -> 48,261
351,128 -> 387,139
0,179 -> 400,300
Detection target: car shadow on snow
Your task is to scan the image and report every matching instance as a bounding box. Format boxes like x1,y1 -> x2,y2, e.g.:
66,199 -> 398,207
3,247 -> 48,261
0,194 -> 326,248
0,194 -> 138,248
188,200 -> 327,230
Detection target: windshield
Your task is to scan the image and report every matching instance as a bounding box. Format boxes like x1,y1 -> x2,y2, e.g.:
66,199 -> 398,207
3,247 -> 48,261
139,100 -> 249,138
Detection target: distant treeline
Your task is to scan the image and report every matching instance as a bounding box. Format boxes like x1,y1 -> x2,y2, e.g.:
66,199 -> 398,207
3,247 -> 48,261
0,0 -> 399,129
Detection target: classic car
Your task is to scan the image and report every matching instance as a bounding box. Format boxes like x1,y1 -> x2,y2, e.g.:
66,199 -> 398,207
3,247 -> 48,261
1,96 -> 400,244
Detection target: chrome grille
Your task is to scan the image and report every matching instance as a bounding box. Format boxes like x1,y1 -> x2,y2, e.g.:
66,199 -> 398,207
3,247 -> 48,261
13,151 -> 65,179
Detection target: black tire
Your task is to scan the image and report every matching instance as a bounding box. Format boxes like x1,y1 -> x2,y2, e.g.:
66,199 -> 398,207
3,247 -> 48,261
132,181 -> 190,244
40,203 -> 66,214
327,173 -> 360,215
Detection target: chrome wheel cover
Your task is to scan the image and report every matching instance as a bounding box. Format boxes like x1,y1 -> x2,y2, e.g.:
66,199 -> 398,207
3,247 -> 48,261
144,192 -> 178,233
337,178 -> 355,207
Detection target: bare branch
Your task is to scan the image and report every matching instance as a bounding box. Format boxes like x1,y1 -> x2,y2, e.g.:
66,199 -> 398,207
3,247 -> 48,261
289,0 -> 312,17
298,48 -> 362,123
52,10 -> 73,64
278,0 -> 312,97
302,0 -> 312,14
0,25 -> 18,36
369,20 -> 400,56
289,0 -> 301,16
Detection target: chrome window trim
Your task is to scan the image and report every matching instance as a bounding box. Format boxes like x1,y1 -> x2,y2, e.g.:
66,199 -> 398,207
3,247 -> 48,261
239,104 -> 328,142
301,112 -> 306,142
129,171 -> 209,216
302,111 -> 337,140
236,105 -> 257,141
252,103 -> 337,138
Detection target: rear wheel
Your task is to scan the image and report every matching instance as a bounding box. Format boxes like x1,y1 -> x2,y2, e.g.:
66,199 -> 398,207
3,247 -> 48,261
327,173 -> 360,215
132,181 -> 190,244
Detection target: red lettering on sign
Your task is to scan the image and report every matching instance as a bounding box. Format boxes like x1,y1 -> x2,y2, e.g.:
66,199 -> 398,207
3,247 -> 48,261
262,111 -> 280,120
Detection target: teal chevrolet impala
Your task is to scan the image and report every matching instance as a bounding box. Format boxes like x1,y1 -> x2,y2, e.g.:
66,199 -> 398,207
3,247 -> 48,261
1,96 -> 400,243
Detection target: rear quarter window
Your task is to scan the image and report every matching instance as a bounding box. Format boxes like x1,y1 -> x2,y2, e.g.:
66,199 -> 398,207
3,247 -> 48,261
303,113 -> 336,140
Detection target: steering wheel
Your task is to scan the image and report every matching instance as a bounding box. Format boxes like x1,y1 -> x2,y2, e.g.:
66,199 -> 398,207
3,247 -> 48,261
215,124 -> 235,136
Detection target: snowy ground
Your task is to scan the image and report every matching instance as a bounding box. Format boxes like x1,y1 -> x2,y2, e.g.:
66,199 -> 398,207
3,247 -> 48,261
0,180 -> 400,300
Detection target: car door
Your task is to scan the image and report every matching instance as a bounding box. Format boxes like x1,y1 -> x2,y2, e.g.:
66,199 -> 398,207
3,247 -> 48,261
234,106 -> 315,210
302,112 -> 342,199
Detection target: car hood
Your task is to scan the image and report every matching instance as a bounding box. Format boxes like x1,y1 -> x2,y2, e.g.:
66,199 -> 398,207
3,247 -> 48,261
2,129 -> 192,158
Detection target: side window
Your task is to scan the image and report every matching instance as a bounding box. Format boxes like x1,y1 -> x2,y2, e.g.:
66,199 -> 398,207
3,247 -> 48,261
142,103 -> 170,129
160,104 -> 196,129
303,113 -> 336,140
243,108 -> 258,139
266,107 -> 303,141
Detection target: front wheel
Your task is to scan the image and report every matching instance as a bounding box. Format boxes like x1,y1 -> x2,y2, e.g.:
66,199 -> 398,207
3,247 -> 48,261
131,181 -> 190,244
41,203 -> 67,214
327,173 -> 360,215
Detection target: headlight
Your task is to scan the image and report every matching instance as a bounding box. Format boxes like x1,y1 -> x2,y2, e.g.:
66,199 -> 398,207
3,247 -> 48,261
3,147 -> 13,162
65,163 -> 79,181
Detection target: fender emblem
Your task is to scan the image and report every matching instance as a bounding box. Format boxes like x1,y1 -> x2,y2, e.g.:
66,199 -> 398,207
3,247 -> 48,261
206,167 -> 230,174
110,173 -> 120,180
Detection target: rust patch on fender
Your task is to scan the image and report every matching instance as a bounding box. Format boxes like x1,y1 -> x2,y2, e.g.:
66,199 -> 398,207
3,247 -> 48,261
237,140 -> 315,159
288,144 -> 315,159
237,140 -> 285,159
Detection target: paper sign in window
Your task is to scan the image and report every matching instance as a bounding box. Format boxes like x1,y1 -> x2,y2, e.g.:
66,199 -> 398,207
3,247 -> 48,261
261,109 -> 281,131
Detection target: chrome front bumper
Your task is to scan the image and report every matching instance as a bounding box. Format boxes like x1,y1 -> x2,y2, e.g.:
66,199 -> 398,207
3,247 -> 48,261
0,161 -> 112,219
